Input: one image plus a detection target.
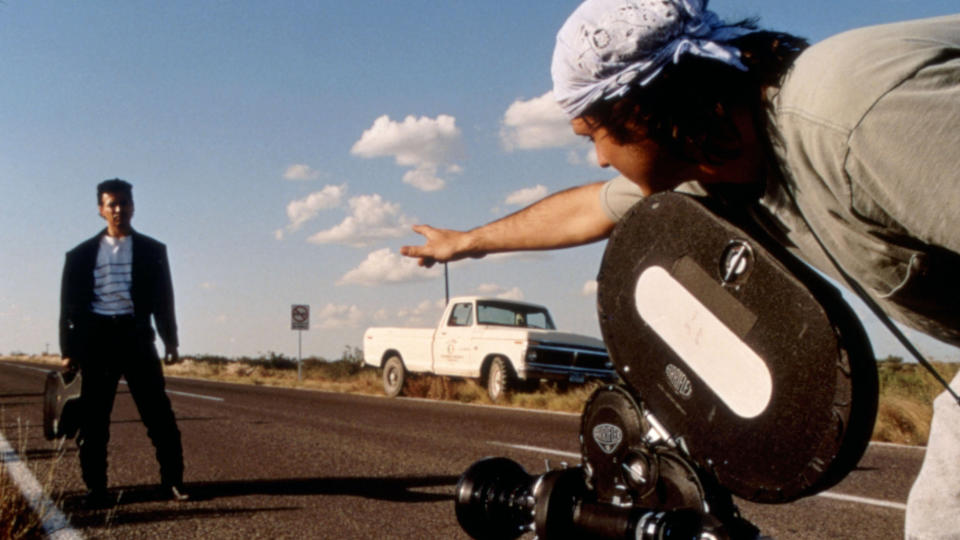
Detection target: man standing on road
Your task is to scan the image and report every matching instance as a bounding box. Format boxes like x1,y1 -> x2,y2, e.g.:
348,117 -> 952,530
59,178 -> 189,506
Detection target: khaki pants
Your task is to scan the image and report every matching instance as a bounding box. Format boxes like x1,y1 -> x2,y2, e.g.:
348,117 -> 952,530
905,371 -> 960,540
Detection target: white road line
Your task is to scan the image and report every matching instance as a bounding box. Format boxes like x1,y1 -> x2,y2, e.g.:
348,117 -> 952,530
397,395 -> 579,416
488,441 -> 580,460
816,491 -> 907,511
0,433 -> 83,540
5,364 -> 51,373
871,440 -> 926,451
165,389 -> 225,402
489,441 -> 908,512
117,381 -> 224,402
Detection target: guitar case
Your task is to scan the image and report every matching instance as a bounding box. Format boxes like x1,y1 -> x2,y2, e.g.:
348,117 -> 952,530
43,369 -> 82,440
597,192 -> 878,503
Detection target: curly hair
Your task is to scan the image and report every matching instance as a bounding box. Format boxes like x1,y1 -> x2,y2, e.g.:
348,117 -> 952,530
581,27 -> 809,165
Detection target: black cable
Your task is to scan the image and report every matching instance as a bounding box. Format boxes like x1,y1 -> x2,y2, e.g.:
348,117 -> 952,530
779,188 -> 960,407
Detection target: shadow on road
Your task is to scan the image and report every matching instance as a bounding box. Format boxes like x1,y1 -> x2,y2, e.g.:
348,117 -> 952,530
23,447 -> 76,460
189,475 -> 459,503
69,474 -> 458,508
63,475 -> 458,528
106,415 -> 226,425
0,402 -> 43,409
69,505 -> 297,528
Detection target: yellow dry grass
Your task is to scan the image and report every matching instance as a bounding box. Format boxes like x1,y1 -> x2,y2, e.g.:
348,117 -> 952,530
0,413 -> 65,540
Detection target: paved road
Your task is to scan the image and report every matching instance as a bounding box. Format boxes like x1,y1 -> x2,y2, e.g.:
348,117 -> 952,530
0,361 -> 924,539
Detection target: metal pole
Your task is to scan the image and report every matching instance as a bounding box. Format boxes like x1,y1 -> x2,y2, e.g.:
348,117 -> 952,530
298,329 -> 302,381
444,263 -> 450,306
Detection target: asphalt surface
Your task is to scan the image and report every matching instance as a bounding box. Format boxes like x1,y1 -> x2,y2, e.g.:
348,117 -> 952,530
0,360 -> 925,539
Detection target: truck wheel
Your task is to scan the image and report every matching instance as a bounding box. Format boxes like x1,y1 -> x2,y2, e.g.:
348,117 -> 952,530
486,357 -> 512,403
382,356 -> 406,398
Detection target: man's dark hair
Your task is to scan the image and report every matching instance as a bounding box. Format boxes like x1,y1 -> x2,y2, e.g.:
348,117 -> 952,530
97,178 -> 133,205
582,25 -> 809,165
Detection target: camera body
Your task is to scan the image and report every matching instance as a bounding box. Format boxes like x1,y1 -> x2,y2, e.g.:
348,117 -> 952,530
456,385 -> 756,540
456,193 -> 878,539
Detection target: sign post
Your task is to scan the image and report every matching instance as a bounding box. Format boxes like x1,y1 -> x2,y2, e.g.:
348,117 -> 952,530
291,304 -> 310,381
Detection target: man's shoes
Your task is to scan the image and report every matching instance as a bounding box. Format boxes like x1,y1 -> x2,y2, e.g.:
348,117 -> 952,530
167,484 -> 190,502
80,488 -> 114,509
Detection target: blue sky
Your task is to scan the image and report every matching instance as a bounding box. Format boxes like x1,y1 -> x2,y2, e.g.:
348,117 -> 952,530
2,1 -> 958,362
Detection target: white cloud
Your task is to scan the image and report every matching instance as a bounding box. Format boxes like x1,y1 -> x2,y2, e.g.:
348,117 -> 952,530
307,194 -> 416,247
473,283 -> 524,300
0,303 -> 20,319
475,283 -> 502,295
486,251 -> 552,262
283,164 -> 321,181
283,184 -> 347,233
351,114 -> 463,191
315,303 -> 365,329
395,299 -> 446,326
402,166 -> 446,192
581,280 -> 598,296
505,184 -> 548,207
496,287 -> 525,300
338,248 -> 442,286
500,91 -> 580,151
566,147 -> 599,167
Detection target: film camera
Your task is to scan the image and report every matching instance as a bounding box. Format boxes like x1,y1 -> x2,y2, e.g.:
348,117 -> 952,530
455,193 -> 878,539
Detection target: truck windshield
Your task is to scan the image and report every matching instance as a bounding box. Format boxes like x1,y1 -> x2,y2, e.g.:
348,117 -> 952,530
476,301 -> 555,329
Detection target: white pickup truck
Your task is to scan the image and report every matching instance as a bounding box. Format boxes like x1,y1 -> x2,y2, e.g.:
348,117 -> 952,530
363,296 -> 616,401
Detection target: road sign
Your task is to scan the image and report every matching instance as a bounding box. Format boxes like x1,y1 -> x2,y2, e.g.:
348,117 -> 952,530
291,304 -> 310,330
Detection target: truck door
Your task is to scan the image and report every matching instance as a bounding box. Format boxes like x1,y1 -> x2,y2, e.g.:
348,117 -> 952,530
433,301 -> 475,376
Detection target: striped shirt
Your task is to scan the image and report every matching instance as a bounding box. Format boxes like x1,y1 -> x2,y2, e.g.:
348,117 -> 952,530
91,235 -> 134,316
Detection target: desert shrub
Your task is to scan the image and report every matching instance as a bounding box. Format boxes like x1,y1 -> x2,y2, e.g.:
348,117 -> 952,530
873,360 -> 959,445
401,374 -> 434,398
0,465 -> 46,539
451,380 -> 488,404
874,395 -> 932,445
191,354 -> 231,367
311,360 -> 366,380
263,352 -> 296,371
351,369 -> 383,394
878,360 -> 959,402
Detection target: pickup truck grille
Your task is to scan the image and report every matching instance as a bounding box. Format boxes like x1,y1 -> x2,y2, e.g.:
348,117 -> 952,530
526,344 -> 616,380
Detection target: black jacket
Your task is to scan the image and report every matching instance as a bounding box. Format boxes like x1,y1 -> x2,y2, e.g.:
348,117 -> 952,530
59,229 -> 178,358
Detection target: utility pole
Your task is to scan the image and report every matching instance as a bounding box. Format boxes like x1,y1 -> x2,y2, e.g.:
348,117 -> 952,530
444,263 -> 450,306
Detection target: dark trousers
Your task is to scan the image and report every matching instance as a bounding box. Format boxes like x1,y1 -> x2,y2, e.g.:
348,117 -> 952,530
77,315 -> 184,490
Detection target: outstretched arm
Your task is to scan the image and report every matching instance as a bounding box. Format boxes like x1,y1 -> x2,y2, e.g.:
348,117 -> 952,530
401,181 -> 616,267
